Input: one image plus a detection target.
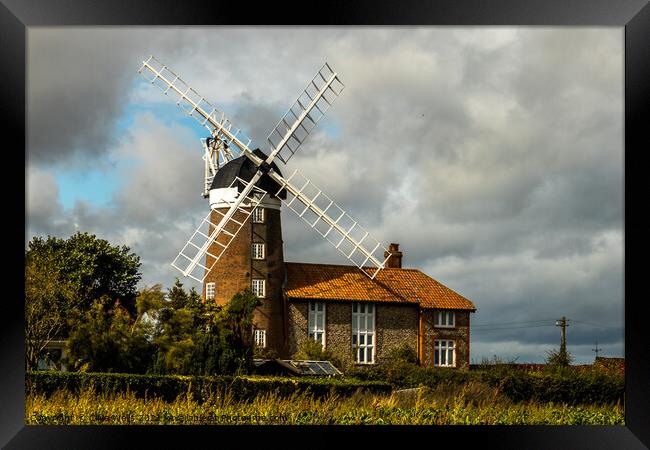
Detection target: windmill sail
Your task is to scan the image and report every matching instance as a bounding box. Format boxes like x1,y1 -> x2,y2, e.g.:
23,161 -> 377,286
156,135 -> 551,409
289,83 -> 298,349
266,63 -> 344,164
141,56 -> 390,281
139,56 -> 253,162
172,176 -> 267,282
269,169 -> 389,279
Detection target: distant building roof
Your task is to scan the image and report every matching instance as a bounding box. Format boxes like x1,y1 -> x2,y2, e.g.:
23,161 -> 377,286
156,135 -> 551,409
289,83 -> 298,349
284,262 -> 476,311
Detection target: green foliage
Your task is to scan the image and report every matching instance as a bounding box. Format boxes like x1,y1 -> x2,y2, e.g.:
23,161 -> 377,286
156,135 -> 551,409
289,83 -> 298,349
383,343 -> 419,365
25,232 -> 141,371
292,338 -> 351,372
25,376 -> 623,425
349,360 -> 623,405
65,297 -> 155,373
65,282 -> 261,376
26,371 -> 392,404
132,285 -> 260,376
24,248 -> 80,370
253,346 -> 279,359
26,233 -> 141,314
493,369 -> 624,405
545,348 -> 574,369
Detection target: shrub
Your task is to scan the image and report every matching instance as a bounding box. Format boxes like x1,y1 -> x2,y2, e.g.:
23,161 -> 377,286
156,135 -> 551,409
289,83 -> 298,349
26,371 -> 392,403
292,338 -> 353,373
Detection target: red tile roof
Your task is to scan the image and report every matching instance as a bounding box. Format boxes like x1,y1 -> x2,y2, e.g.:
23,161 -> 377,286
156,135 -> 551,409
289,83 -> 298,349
285,262 -> 476,311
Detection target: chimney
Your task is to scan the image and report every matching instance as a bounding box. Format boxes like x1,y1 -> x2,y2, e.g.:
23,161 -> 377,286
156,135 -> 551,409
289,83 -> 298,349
384,243 -> 403,268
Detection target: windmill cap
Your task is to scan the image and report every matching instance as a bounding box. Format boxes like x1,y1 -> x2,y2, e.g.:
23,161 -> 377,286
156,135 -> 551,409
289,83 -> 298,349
209,149 -> 287,199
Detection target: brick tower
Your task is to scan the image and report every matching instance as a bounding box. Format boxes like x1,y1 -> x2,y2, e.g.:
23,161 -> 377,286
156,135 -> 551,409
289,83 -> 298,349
202,149 -> 288,357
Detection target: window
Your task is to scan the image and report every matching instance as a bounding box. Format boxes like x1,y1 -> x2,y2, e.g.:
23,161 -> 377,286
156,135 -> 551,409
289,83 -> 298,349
352,303 -> 375,364
434,340 -> 456,367
251,243 -> 265,260
252,207 -> 265,223
435,311 -> 455,328
254,329 -> 266,348
205,282 -> 215,301
252,279 -> 265,298
308,302 -> 326,348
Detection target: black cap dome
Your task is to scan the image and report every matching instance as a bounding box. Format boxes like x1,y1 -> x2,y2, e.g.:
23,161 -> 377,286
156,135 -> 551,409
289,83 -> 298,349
210,148 -> 287,199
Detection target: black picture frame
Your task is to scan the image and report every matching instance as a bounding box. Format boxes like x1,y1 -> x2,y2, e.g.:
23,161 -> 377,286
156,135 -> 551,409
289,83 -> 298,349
3,0 -> 648,448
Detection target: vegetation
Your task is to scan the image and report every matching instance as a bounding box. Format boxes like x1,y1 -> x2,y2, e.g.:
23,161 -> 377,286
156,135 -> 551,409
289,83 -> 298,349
24,231 -> 261,375
26,371 -> 391,403
26,385 -> 624,425
64,281 -> 262,376
348,352 -> 624,406
25,233 -> 624,425
25,233 -> 141,371
292,338 -> 353,372
545,347 -> 574,369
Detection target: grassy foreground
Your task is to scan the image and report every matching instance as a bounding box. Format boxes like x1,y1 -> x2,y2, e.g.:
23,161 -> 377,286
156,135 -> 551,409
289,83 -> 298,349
26,385 -> 624,425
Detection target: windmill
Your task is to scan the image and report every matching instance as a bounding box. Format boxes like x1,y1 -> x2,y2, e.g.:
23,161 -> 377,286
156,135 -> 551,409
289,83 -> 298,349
138,55 -> 390,283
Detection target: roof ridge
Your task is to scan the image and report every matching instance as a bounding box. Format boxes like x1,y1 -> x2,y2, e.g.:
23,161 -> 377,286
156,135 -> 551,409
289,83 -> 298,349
285,261 -> 419,271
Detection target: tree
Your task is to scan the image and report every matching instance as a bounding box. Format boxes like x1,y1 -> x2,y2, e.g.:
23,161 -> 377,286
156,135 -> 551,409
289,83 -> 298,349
26,233 -> 141,314
66,296 -> 155,373
546,347 -> 573,369
25,249 -> 80,370
25,233 -> 142,370
167,278 -> 189,310
214,289 -> 262,374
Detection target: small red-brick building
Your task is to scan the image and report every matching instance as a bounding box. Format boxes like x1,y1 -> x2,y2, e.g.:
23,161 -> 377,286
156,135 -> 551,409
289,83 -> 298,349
203,152 -> 476,368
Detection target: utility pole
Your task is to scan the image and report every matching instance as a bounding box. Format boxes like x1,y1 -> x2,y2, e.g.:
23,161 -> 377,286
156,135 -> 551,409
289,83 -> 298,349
555,316 -> 569,360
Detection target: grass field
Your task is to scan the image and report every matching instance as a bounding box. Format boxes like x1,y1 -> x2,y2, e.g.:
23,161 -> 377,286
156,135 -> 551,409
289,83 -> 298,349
26,383 -> 624,425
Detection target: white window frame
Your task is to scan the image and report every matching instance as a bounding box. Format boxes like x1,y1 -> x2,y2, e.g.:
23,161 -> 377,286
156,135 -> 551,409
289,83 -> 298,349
308,301 -> 326,348
252,279 -> 266,298
434,340 -> 456,367
352,303 -> 375,364
251,207 -> 265,223
205,282 -> 215,301
251,242 -> 265,260
435,311 -> 455,328
254,329 -> 266,348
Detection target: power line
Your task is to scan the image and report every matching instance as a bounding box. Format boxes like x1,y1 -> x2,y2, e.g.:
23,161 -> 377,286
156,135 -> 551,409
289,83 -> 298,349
472,319 -> 557,328
472,324 -> 556,332
569,319 -> 620,329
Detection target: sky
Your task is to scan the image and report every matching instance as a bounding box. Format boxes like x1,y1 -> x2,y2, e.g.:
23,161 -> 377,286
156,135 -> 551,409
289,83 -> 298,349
25,27 -> 624,364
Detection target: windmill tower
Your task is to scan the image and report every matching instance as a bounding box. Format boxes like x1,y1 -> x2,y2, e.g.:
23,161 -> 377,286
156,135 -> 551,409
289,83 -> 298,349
139,56 -> 390,357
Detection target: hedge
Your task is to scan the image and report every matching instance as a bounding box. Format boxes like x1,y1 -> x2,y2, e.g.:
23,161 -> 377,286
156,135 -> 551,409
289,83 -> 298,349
490,370 -> 624,405
350,362 -> 624,405
26,371 -> 392,403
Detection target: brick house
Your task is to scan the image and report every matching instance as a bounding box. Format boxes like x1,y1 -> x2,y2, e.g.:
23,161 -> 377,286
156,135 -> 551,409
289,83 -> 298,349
203,152 -> 476,368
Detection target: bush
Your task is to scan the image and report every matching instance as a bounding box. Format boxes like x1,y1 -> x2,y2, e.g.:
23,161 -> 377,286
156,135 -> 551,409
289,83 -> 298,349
292,338 -> 353,373
26,371 -> 392,403
383,343 -> 418,365
347,361 -> 623,405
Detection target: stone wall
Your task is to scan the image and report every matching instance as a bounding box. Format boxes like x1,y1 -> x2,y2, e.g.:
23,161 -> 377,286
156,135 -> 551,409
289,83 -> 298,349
374,303 -> 418,364
287,300 -> 419,366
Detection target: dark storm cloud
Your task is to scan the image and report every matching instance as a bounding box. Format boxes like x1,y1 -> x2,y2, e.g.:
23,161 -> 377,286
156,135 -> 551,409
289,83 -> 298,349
28,29 -> 148,166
